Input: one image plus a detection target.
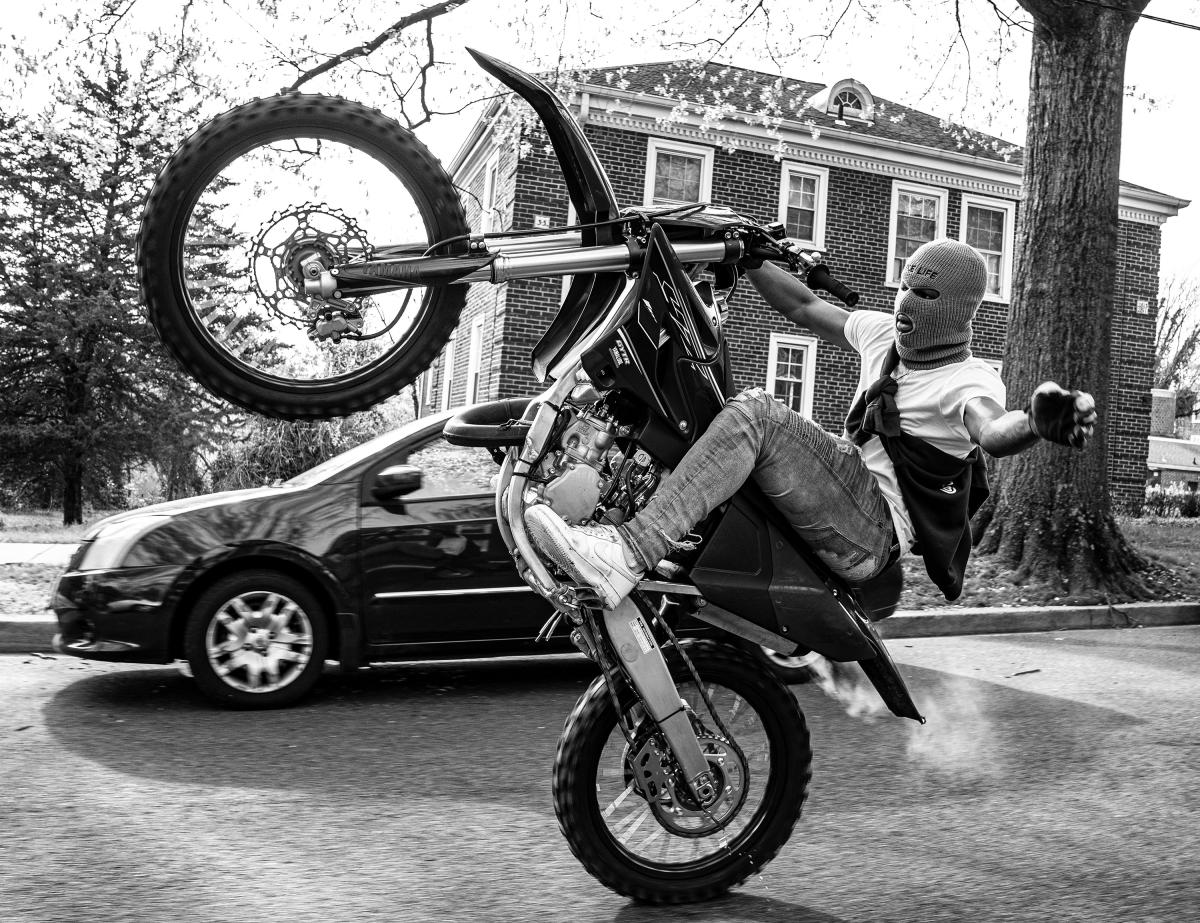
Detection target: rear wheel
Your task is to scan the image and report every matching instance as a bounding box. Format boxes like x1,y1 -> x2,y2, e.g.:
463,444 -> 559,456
553,641 -> 811,903
137,94 -> 468,419
184,570 -> 329,708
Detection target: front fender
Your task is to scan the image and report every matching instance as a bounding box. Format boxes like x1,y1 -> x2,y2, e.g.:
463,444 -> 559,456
163,541 -> 361,666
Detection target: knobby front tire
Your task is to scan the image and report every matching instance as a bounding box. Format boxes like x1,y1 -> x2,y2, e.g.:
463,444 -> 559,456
552,640 -> 812,904
137,94 -> 468,419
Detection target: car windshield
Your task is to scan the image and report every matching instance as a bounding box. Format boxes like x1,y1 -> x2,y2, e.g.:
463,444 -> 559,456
284,411 -> 449,487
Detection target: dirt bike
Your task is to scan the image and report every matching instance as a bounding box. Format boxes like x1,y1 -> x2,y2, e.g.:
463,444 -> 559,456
137,49 -> 923,904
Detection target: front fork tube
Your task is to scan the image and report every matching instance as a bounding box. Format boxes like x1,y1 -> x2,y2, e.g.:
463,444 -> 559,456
602,599 -> 718,805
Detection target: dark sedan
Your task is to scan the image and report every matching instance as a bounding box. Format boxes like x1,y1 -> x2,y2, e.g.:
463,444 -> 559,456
52,407 -> 808,707
52,408 -> 573,705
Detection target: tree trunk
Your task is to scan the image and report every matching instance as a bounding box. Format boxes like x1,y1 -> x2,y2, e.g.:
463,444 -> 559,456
977,0 -> 1151,601
62,456 -> 84,526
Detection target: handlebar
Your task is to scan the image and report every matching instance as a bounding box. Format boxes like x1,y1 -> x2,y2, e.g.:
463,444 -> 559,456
805,264 -> 860,308
752,237 -> 861,308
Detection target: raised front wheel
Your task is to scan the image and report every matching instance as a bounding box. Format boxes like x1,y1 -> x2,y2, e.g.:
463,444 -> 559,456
138,94 -> 468,419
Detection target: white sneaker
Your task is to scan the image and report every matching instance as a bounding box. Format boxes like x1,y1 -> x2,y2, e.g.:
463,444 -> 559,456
525,505 -> 643,608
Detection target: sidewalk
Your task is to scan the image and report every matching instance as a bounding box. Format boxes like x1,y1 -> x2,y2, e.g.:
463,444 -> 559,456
0,542 -> 75,566
3,543 -> 1199,654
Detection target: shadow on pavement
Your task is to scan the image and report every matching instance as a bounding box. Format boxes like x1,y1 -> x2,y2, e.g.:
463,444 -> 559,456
612,892 -> 850,922
41,655 -> 1140,816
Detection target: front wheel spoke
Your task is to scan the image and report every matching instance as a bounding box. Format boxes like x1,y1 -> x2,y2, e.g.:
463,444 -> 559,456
262,656 -> 282,685
271,647 -> 307,664
602,782 -> 636,819
242,655 -> 264,688
274,630 -> 311,649
269,603 -> 300,633
216,612 -> 246,640
613,805 -> 652,843
216,650 -> 249,676
230,598 -> 258,620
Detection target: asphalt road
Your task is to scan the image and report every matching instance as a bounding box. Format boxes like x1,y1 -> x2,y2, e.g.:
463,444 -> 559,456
2,627 -> 1198,923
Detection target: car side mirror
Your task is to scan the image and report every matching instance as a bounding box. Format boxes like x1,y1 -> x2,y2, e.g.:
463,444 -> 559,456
372,464 -> 423,502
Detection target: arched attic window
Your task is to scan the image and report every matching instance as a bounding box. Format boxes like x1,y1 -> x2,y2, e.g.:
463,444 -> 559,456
826,79 -> 873,123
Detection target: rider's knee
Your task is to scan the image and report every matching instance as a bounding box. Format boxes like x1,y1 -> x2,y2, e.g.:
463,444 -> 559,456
727,387 -> 774,422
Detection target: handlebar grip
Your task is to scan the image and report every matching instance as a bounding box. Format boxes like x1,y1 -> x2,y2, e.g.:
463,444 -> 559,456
806,265 -> 860,308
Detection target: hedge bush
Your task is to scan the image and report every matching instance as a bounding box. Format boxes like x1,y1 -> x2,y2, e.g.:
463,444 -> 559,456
1143,483 -> 1200,517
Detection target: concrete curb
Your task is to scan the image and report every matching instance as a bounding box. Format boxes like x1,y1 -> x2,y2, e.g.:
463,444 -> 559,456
4,601 -> 1199,656
874,601 -> 1200,639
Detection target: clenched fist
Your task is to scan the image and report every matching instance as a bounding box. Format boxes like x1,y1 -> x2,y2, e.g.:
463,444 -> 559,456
1027,382 -> 1097,448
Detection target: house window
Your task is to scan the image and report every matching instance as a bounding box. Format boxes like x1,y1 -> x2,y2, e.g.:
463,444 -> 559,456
466,317 -> 485,403
778,164 -> 829,248
644,138 -> 714,207
440,333 -> 457,411
832,90 -> 863,118
766,333 -> 817,418
824,79 -> 873,121
479,152 -> 500,234
420,368 -> 436,415
960,194 -> 1016,302
887,182 -> 948,285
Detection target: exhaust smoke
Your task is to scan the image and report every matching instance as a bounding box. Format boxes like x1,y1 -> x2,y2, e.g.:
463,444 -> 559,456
808,656 -> 1000,774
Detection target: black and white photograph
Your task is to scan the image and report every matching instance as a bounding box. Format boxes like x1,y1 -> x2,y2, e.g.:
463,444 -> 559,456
2,1 -> 1198,920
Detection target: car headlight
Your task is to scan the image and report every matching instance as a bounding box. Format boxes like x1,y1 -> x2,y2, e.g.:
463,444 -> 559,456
75,515 -> 172,571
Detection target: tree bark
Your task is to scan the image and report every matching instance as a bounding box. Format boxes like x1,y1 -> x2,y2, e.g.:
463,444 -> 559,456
977,0 -> 1152,601
62,455 -> 84,526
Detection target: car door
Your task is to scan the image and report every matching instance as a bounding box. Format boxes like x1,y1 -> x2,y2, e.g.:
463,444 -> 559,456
358,428 -> 551,646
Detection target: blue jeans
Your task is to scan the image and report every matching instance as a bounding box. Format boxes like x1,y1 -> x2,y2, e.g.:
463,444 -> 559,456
620,388 -> 895,582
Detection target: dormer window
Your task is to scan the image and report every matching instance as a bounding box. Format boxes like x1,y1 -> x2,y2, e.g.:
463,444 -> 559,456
825,79 -> 874,123
832,90 -> 864,118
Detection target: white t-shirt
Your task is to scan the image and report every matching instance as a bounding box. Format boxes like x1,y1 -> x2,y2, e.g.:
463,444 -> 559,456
843,311 -> 1006,551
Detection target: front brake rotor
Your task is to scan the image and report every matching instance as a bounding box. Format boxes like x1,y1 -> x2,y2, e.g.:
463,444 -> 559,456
248,203 -> 372,330
623,722 -> 749,837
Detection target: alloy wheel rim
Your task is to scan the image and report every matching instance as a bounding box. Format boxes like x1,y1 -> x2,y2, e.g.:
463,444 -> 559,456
204,591 -> 314,693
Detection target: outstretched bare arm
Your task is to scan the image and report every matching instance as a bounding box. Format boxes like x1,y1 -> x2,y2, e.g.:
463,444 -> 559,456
744,262 -> 852,351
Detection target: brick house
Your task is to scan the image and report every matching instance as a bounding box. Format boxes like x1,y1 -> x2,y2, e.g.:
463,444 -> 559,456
419,61 -> 1188,512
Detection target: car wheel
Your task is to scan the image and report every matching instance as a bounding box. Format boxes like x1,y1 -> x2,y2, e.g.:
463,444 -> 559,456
184,570 -> 329,708
759,646 -> 820,685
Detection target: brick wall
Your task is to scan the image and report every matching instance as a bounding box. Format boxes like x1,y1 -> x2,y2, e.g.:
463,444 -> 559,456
449,118 -> 1163,512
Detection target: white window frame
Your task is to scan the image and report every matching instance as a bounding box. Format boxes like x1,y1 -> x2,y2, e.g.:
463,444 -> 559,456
777,163 -> 829,249
765,332 -> 818,418
420,368 -> 435,415
643,137 -> 714,207
479,151 -> 501,234
886,181 -> 949,288
959,193 -> 1016,303
440,333 -> 457,411
466,317 -> 485,403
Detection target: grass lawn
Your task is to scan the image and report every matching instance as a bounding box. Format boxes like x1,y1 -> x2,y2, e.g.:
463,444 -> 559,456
900,516 -> 1200,609
0,509 -> 120,544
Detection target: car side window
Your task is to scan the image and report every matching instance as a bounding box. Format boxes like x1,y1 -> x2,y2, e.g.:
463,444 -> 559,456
404,439 -> 497,498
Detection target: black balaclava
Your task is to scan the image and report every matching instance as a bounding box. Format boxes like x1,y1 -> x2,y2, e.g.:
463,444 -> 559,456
893,238 -> 988,369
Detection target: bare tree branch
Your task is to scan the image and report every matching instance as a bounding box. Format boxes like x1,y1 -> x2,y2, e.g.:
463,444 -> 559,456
284,0 -> 469,93
672,0 -> 767,60
984,0 -> 1034,33
91,0 -> 142,40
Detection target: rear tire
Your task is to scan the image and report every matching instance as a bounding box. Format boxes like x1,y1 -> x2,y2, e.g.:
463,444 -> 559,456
553,640 -> 811,903
138,94 -> 468,419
